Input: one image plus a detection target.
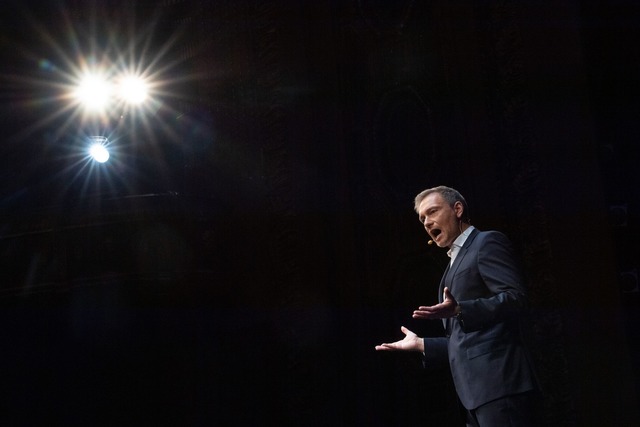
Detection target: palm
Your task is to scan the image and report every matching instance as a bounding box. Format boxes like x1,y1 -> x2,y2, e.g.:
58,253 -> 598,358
375,326 -> 422,352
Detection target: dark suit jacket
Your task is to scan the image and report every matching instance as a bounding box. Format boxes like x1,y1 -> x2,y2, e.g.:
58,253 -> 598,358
423,228 -> 538,410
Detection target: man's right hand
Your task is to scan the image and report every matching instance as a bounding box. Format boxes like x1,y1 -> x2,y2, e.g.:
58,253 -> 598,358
375,326 -> 424,352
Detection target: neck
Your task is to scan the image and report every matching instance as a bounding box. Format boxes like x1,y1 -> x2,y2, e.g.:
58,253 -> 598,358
445,221 -> 471,248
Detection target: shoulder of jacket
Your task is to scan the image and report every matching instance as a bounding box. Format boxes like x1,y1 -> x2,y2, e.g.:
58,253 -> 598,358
473,229 -> 510,244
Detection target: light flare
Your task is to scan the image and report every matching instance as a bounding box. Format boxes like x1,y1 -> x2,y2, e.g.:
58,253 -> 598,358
88,136 -> 110,163
75,73 -> 112,111
6,2 -> 196,201
118,75 -> 148,104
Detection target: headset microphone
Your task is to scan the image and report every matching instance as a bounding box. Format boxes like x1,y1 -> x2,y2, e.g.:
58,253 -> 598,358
428,240 -> 434,245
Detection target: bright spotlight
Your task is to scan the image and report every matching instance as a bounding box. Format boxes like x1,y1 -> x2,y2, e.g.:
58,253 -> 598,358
88,136 -> 110,163
75,73 -> 112,111
118,75 -> 148,104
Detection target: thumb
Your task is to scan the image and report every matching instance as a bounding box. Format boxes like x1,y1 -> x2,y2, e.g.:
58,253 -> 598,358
400,326 -> 414,336
443,287 -> 457,304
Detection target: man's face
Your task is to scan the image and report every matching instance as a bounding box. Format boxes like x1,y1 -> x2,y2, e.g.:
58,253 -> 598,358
417,192 -> 463,248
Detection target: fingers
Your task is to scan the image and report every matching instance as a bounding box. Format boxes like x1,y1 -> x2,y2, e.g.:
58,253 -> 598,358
412,311 -> 432,319
413,298 -> 456,319
417,304 -> 441,311
414,303 -> 444,315
374,344 -> 395,351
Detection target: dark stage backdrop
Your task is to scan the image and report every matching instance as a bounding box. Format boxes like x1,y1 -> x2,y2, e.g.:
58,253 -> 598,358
0,1 -> 638,426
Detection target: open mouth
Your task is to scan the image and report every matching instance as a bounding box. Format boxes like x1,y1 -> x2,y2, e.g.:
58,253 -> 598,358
430,229 -> 442,240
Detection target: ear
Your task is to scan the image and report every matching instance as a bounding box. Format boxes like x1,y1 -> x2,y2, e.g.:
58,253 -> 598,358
453,201 -> 464,219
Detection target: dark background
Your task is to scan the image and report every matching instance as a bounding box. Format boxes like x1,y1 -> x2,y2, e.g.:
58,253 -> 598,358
0,1 -> 638,425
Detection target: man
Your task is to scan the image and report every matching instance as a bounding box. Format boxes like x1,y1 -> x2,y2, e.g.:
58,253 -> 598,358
376,186 -> 539,427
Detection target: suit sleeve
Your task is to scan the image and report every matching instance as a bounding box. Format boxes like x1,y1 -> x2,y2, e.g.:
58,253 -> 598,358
423,337 -> 449,369
456,231 -> 528,332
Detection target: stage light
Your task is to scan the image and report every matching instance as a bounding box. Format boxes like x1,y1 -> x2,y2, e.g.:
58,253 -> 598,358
88,136 -> 110,163
75,73 -> 112,111
118,75 -> 148,104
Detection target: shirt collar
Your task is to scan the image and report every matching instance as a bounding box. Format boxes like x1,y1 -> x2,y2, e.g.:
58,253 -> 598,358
447,225 -> 475,262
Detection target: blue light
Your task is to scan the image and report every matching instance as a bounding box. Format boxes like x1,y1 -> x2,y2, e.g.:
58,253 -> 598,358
88,136 -> 110,163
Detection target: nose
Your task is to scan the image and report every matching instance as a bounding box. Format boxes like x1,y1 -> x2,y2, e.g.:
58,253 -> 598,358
422,216 -> 431,229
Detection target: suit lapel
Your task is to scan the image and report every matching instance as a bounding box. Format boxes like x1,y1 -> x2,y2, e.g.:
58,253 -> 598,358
439,263 -> 452,330
448,228 -> 479,289
438,262 -> 452,302
439,228 -> 479,332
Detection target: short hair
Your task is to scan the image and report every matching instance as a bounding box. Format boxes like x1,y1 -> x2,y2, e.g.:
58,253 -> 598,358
414,185 -> 471,223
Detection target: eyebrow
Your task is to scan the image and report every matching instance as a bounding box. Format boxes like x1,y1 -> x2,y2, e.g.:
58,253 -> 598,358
418,206 -> 438,220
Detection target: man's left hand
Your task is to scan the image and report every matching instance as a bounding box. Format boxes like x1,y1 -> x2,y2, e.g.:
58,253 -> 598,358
413,287 -> 460,319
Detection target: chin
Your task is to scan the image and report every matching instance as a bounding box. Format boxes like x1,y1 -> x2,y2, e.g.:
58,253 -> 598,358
437,238 -> 451,248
